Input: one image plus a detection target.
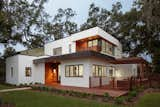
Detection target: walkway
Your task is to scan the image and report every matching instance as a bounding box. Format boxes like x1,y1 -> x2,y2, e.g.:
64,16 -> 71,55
0,87 -> 31,93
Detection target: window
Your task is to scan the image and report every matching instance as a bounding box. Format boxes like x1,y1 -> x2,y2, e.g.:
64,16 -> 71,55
25,67 -> 32,77
65,65 -> 83,77
92,65 -> 106,77
11,67 -> 13,77
108,67 -> 114,77
101,39 -> 115,55
53,47 -> 62,55
88,39 -> 98,47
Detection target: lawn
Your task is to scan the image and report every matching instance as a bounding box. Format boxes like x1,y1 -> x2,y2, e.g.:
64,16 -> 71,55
0,90 -> 160,107
0,90 -> 121,107
0,84 -> 16,90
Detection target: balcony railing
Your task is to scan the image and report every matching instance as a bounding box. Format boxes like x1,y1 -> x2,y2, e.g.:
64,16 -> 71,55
76,46 -> 101,52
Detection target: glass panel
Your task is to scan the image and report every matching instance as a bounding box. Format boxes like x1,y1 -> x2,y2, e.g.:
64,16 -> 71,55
74,65 -> 79,76
101,40 -> 106,52
79,65 -> 83,76
93,40 -> 98,46
65,66 -> 69,77
88,41 -> 92,47
70,66 -> 74,77
92,65 -> 96,76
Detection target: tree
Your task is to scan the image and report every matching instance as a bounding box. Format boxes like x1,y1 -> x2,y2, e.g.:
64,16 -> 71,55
44,8 -> 78,40
3,47 -> 16,58
0,0 -> 49,49
80,3 -> 122,39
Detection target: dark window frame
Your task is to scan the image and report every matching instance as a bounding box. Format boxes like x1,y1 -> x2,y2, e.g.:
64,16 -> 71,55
25,67 -> 32,77
92,64 -> 106,77
65,64 -> 83,77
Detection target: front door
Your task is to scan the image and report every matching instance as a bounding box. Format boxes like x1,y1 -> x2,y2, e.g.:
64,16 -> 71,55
45,63 -> 59,84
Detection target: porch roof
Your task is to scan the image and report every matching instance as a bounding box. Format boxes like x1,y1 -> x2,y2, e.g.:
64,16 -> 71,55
33,50 -> 115,64
109,57 -> 148,64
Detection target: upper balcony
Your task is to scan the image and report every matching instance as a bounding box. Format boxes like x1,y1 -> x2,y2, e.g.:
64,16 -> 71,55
76,35 -> 116,57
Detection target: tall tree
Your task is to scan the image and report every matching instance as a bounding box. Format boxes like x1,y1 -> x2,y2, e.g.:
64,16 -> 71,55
80,2 -> 122,39
0,0 -> 49,49
44,8 -> 78,40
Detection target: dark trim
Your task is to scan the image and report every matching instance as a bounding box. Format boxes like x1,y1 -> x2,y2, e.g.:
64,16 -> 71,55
33,50 -> 115,64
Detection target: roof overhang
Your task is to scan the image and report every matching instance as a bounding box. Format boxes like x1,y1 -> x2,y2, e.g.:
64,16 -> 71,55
108,57 -> 148,64
33,50 -> 115,64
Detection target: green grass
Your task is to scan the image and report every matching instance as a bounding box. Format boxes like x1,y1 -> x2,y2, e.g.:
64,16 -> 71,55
0,84 -> 16,90
135,93 -> 160,107
0,90 -> 160,107
0,90 -> 121,107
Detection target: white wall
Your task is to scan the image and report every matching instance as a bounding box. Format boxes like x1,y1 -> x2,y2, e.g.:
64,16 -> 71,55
45,27 -> 122,58
60,58 -> 91,88
6,55 -> 45,85
6,55 -> 19,85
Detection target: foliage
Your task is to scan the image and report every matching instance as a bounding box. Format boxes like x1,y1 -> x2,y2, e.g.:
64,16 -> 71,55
0,0 -> 49,48
3,47 -> 16,58
115,96 -> 125,104
44,8 -> 78,40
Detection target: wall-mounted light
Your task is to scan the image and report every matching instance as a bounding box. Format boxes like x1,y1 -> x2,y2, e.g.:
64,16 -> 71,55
52,69 -> 56,73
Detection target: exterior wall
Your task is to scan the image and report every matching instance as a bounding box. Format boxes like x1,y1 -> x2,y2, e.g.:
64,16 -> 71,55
45,27 -> 122,58
6,55 -> 45,85
60,58 -> 91,88
33,63 -> 45,84
6,55 -> 19,85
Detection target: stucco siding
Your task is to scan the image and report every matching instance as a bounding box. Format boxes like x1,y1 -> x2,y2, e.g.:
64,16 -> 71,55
6,55 -> 19,85
60,58 -> 91,88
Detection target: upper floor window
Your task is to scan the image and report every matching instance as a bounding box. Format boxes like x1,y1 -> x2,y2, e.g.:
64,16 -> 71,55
53,47 -> 62,55
65,64 -> 83,77
25,67 -> 32,77
88,39 -> 98,48
101,40 -> 115,56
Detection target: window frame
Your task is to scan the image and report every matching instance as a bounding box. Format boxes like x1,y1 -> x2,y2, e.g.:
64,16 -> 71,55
92,65 -> 107,77
25,67 -> 32,77
65,64 -> 83,77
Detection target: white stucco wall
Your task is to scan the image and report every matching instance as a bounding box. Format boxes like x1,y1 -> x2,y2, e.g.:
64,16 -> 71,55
6,55 -> 19,85
60,58 -> 91,88
6,55 -> 45,85
44,27 -> 122,58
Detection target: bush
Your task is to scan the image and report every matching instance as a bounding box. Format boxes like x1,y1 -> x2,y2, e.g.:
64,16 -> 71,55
115,97 -> 125,104
103,92 -> 110,101
128,90 -> 137,97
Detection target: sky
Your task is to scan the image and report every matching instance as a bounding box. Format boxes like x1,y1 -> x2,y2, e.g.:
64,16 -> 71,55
0,0 -> 137,56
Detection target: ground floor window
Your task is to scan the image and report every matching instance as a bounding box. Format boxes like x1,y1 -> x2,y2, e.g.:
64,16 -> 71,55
25,67 -> 32,77
92,65 -> 106,77
65,64 -> 83,77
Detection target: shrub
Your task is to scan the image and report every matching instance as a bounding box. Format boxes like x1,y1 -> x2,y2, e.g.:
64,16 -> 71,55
90,93 -> 96,99
115,97 -> 125,104
103,92 -> 110,101
128,90 -> 137,97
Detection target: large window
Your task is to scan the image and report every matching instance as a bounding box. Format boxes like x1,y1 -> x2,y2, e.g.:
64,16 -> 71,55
65,65 -> 83,77
108,67 -> 114,77
25,67 -> 32,77
88,39 -> 98,47
53,47 -> 62,55
101,40 -> 114,55
92,65 -> 106,77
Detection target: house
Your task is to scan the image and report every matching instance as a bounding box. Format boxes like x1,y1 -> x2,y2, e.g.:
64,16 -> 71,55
6,27 -> 148,89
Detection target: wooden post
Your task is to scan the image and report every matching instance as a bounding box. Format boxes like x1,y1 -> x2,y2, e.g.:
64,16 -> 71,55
89,76 -> 91,88
100,77 -> 102,87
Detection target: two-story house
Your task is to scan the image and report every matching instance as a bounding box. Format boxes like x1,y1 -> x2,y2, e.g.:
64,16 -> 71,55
6,27 -> 148,88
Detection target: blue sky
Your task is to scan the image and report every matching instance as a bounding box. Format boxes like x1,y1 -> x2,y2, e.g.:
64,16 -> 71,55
0,0 -> 135,55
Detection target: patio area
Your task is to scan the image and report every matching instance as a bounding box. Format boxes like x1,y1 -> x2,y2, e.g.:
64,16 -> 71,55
46,83 -> 128,97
